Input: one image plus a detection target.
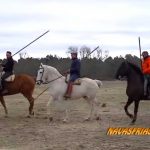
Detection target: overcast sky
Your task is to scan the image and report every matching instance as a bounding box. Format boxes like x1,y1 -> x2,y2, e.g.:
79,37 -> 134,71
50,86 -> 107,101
0,0 -> 150,59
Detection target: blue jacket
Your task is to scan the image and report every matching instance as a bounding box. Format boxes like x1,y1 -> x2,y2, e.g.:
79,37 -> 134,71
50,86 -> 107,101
70,58 -> 81,77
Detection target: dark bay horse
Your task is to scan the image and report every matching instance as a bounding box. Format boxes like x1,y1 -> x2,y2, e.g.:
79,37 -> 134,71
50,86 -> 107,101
0,74 -> 35,117
115,61 -> 149,124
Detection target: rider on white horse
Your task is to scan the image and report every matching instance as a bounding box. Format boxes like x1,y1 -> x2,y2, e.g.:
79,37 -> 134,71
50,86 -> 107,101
64,49 -> 81,99
36,63 -> 101,121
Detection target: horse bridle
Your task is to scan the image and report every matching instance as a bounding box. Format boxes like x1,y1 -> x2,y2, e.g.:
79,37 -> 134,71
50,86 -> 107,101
36,66 -> 63,84
36,66 -> 44,84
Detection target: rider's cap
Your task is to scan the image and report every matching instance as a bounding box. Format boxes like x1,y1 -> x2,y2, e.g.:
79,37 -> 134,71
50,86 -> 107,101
68,47 -> 78,54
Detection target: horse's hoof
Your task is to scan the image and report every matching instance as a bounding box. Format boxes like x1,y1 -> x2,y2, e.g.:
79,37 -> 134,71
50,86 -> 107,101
62,119 -> 68,123
96,116 -> 101,120
84,117 -> 91,121
128,114 -> 134,119
49,117 -> 53,122
31,111 -> 34,116
131,119 -> 136,125
5,115 -> 8,118
130,121 -> 135,125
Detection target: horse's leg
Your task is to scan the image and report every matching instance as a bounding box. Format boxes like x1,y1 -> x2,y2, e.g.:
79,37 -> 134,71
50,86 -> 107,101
25,95 -> 34,117
92,97 -> 100,120
0,96 -> 8,117
63,109 -> 69,123
132,100 -> 140,124
85,98 -> 94,121
124,98 -> 134,119
47,96 -> 54,122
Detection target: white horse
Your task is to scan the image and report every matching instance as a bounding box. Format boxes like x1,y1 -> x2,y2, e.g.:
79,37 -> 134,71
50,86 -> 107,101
36,63 -> 102,122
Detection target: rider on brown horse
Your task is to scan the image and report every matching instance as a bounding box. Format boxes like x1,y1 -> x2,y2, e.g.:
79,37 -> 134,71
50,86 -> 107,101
0,51 -> 14,94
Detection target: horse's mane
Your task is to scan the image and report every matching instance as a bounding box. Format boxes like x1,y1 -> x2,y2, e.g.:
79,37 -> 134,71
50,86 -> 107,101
43,64 -> 62,76
127,62 -> 143,76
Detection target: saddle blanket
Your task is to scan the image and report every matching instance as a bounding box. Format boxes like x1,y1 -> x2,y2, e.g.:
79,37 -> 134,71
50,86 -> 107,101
65,74 -> 81,85
0,72 -> 15,82
5,75 -> 15,82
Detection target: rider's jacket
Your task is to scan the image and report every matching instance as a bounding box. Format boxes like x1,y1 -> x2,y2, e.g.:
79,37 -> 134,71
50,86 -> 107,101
142,56 -> 150,74
2,57 -> 14,72
70,58 -> 81,77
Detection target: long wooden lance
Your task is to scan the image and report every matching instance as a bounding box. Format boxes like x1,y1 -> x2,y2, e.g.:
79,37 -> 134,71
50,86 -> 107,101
138,37 -> 142,69
86,46 -> 99,58
12,30 -> 49,57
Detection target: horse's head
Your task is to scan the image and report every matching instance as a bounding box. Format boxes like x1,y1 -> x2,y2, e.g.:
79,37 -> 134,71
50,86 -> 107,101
115,61 -> 129,80
36,63 -> 48,85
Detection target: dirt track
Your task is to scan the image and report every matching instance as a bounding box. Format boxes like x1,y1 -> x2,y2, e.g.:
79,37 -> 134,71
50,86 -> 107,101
0,81 -> 149,150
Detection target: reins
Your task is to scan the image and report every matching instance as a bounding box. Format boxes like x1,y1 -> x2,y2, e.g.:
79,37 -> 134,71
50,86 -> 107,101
43,75 -> 63,84
34,75 -> 63,100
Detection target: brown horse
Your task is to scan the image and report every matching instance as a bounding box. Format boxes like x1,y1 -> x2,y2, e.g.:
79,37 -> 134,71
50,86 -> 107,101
0,74 -> 35,117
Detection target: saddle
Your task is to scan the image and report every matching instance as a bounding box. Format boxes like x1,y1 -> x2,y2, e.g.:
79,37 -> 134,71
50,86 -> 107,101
65,75 -> 81,85
1,72 -> 15,82
5,75 -> 15,82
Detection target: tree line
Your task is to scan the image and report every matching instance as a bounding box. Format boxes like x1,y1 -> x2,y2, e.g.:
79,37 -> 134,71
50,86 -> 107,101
8,54 -> 140,80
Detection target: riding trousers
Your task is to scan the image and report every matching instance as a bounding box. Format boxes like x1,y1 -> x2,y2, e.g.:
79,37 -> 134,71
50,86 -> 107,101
0,72 -> 13,89
144,74 -> 150,95
69,74 -> 80,82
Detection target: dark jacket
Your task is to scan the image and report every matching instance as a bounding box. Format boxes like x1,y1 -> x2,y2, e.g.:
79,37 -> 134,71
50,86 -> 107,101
2,57 -> 14,72
70,58 -> 81,77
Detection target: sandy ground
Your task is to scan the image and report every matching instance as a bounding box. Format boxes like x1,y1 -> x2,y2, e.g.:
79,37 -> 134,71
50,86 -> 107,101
0,81 -> 149,150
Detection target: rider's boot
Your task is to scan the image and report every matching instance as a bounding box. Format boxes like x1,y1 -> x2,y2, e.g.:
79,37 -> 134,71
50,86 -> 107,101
64,82 -> 73,99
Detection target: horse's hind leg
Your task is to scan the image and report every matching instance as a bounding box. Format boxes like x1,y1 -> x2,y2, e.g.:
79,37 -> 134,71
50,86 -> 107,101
132,100 -> 140,124
0,96 -> 8,117
28,96 -> 34,116
84,97 -> 94,121
93,98 -> 100,120
24,94 -> 34,117
124,98 -> 134,119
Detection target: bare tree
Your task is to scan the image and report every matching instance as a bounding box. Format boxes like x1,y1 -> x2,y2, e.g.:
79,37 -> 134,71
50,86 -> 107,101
96,48 -> 102,59
96,47 -> 109,60
79,45 -> 91,58
19,52 -> 29,59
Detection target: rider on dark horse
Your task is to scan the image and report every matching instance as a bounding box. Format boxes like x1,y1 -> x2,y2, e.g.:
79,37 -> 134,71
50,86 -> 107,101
142,51 -> 150,97
64,49 -> 81,99
0,51 -> 14,94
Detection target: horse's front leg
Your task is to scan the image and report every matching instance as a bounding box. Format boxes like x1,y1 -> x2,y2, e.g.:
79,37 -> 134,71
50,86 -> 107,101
63,109 -> 69,123
131,100 -> 140,124
124,98 -> 134,119
47,96 -> 54,122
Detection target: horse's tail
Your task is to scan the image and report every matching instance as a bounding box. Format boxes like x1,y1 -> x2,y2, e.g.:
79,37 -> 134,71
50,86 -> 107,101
94,79 -> 102,88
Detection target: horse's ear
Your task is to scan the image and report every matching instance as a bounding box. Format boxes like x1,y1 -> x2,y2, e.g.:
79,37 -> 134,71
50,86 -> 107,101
40,63 -> 43,67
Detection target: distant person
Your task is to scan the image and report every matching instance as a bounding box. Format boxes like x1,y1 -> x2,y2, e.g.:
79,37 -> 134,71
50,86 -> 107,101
142,51 -> 150,97
64,49 -> 81,98
0,51 -> 14,94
